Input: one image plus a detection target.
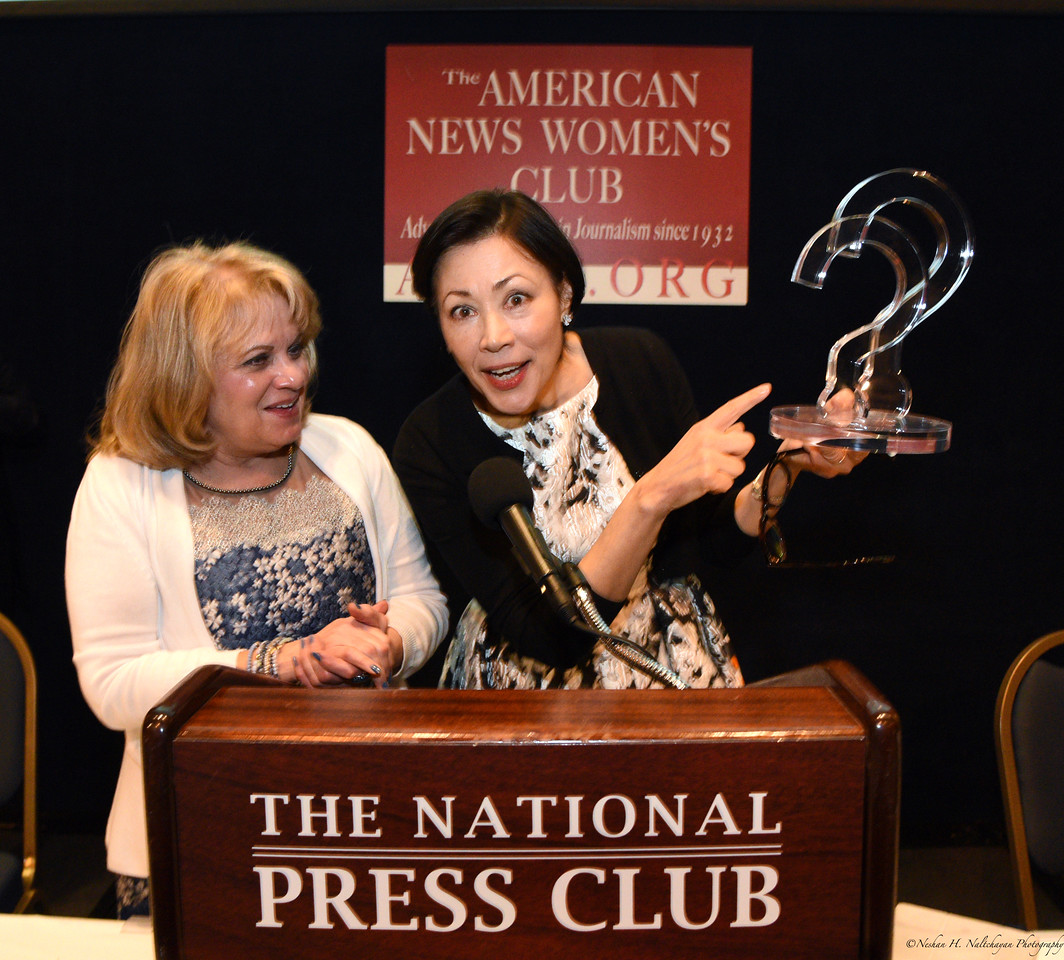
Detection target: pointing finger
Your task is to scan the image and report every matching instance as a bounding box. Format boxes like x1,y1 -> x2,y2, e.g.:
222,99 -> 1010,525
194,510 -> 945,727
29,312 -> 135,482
703,383 -> 772,431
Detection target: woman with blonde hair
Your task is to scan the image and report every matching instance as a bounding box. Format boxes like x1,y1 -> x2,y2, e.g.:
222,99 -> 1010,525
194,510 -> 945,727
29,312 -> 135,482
66,241 -> 447,917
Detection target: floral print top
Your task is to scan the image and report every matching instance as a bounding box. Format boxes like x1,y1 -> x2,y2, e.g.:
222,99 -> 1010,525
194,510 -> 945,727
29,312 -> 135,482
188,474 -> 375,649
440,377 -> 743,691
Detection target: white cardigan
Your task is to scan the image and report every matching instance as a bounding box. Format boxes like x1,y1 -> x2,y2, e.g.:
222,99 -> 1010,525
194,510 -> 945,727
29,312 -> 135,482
66,413 -> 448,877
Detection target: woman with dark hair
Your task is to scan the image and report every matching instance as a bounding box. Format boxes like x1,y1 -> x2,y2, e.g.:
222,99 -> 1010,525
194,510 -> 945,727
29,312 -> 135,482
394,189 -> 859,691
66,241 -> 448,915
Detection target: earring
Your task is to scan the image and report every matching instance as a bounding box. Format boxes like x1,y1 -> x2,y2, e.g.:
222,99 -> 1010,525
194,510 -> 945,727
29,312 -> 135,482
562,312 -> 573,327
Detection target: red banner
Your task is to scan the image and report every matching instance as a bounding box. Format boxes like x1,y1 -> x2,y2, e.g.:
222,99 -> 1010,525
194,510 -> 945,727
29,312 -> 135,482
384,45 -> 752,306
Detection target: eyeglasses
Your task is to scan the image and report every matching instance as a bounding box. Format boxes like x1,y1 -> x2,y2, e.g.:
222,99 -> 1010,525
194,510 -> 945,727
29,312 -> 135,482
758,448 -> 895,568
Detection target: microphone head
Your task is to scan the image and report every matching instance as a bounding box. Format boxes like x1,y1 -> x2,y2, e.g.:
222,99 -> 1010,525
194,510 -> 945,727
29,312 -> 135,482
468,457 -> 534,528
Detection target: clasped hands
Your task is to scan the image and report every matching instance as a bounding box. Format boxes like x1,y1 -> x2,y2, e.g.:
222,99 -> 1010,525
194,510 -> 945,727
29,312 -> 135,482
289,600 -> 402,689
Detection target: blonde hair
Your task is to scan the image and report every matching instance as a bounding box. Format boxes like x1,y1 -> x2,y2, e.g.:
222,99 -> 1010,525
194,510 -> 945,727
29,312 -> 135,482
93,241 -> 321,469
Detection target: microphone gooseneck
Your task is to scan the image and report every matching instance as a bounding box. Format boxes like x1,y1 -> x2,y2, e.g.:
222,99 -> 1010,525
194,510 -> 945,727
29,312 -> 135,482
467,457 -> 688,690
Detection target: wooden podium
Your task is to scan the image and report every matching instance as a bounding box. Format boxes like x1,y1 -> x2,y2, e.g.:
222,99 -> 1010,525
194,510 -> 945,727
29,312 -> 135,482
144,661 -> 899,960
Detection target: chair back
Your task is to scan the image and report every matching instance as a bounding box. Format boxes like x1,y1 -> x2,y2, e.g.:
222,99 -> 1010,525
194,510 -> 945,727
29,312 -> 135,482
0,611 -> 37,913
995,628 -> 1064,930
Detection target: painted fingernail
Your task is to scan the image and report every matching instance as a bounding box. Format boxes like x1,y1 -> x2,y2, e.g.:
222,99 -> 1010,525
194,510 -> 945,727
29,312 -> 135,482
371,664 -> 382,676
312,652 -> 323,662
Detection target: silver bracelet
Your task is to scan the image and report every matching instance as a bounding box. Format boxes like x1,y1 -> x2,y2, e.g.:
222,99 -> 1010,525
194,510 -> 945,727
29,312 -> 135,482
248,637 -> 288,676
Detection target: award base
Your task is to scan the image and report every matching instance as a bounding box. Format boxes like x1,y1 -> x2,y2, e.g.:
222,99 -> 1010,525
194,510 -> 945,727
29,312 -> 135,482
769,405 -> 952,454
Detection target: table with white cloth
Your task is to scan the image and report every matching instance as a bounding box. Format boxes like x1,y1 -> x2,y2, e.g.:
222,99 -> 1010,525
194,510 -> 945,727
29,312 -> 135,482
0,914 -> 153,959
1,906 -> 1061,959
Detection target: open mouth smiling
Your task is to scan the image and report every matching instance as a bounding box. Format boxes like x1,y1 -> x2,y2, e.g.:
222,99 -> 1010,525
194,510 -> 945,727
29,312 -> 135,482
484,361 -> 529,383
266,398 -> 300,414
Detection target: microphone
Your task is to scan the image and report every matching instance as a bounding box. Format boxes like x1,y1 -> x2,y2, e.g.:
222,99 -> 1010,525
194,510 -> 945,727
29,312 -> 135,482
467,457 -> 690,689
467,457 -> 586,626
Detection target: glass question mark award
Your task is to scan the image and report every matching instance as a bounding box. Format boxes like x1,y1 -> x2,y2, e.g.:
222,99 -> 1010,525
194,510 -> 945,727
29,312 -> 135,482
769,169 -> 974,454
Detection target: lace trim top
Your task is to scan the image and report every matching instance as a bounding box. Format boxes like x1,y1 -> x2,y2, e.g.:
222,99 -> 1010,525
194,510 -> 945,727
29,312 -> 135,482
188,474 -> 375,649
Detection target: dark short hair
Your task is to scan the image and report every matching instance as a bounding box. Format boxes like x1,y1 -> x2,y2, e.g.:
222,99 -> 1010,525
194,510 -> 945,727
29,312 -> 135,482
411,190 -> 586,313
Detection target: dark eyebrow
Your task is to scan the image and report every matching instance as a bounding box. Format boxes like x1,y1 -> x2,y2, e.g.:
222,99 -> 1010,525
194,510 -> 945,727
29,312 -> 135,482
495,274 -> 531,291
442,274 -> 531,302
